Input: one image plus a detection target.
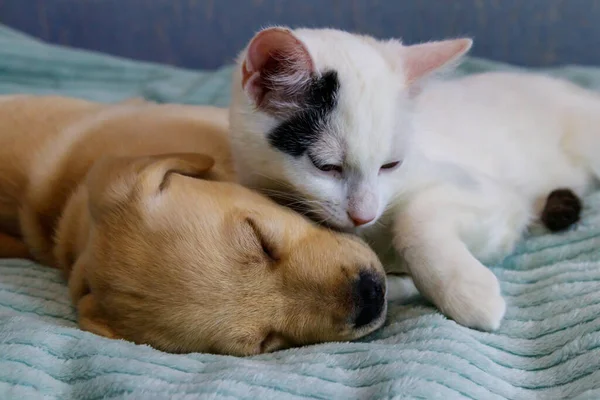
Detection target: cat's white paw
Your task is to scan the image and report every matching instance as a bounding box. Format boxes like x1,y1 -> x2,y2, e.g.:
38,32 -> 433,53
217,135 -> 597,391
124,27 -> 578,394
438,265 -> 506,331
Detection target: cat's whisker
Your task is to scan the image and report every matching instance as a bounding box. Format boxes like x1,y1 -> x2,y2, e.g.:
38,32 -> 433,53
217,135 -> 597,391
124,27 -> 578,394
373,219 -> 386,229
247,178 -> 327,216
250,171 -> 299,192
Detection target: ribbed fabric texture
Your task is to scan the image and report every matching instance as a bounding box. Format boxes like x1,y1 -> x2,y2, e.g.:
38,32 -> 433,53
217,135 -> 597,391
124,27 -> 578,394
0,24 -> 599,400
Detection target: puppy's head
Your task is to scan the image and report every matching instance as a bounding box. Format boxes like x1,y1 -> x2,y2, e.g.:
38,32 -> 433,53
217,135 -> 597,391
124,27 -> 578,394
76,153 -> 386,356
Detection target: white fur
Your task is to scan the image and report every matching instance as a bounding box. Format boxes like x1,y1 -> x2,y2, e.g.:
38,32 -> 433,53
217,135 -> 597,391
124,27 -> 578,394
229,28 -> 600,331
230,29 -> 409,227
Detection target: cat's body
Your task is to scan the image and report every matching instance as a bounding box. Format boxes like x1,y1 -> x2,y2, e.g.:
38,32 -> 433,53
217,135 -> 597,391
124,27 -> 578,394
229,27 -> 600,330
370,71 -> 598,269
362,72 -> 599,329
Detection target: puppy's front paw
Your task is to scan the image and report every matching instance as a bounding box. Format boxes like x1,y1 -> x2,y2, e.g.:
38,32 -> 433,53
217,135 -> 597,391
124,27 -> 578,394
439,266 -> 506,331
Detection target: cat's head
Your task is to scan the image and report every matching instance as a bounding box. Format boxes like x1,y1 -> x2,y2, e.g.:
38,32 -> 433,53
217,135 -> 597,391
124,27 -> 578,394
229,27 -> 471,230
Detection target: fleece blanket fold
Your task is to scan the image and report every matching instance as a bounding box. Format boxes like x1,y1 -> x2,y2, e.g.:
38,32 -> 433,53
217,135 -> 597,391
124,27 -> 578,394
0,24 -> 599,400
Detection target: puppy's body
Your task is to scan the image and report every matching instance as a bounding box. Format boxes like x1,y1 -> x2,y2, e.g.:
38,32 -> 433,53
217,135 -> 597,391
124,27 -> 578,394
0,96 -> 231,264
0,96 -> 232,265
0,95 -> 387,356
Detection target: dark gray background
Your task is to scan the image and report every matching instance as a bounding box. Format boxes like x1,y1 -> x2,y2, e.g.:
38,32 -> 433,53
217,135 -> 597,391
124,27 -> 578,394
1,0 -> 598,70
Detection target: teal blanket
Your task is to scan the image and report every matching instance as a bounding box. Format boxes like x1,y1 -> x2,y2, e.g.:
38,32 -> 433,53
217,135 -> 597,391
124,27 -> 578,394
1,25 -> 600,400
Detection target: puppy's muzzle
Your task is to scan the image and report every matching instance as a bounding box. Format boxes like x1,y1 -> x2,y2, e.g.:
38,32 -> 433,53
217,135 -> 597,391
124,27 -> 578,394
353,270 -> 386,328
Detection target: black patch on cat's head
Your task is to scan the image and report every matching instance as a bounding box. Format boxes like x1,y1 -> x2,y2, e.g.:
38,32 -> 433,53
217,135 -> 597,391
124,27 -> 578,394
267,70 -> 340,157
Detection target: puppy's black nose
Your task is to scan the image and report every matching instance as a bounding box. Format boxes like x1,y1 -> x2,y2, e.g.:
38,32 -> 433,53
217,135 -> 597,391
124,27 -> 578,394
353,270 -> 385,328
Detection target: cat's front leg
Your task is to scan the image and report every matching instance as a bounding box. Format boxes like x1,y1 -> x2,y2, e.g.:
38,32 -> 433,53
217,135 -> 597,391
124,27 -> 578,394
392,195 -> 506,331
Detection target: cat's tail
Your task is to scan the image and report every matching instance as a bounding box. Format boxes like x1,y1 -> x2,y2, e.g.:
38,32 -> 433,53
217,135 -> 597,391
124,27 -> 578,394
540,189 -> 582,232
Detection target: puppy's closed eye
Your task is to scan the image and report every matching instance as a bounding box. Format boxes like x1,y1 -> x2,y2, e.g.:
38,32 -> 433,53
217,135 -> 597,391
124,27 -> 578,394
245,217 -> 279,262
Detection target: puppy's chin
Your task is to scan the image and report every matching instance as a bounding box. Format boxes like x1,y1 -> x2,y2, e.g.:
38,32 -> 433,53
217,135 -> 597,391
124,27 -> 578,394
350,301 -> 388,340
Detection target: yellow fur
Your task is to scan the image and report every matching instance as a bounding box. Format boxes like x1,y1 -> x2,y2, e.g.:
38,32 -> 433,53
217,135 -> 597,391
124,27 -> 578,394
0,95 -> 386,356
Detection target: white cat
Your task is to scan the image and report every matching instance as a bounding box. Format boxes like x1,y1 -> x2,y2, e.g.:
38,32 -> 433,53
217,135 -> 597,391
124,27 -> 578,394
228,27 -> 600,331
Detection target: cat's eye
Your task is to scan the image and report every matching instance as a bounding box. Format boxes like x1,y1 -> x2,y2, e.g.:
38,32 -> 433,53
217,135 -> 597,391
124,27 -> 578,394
380,161 -> 401,171
318,164 -> 343,173
308,154 -> 342,174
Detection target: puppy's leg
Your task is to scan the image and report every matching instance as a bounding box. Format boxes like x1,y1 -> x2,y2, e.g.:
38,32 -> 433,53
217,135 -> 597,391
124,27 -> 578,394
77,294 -> 120,339
68,256 -> 91,302
70,256 -> 119,339
393,194 -> 506,331
0,232 -> 31,259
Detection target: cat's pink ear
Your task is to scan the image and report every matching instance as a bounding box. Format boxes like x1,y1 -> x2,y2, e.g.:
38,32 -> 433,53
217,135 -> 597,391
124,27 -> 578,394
402,39 -> 472,84
241,27 -> 314,109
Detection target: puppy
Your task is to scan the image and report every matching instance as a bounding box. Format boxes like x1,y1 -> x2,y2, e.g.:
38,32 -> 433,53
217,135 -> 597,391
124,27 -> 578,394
0,95 -> 387,356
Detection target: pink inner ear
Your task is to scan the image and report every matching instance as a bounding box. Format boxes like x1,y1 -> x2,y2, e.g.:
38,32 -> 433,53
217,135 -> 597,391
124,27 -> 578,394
242,28 -> 314,105
403,38 -> 472,84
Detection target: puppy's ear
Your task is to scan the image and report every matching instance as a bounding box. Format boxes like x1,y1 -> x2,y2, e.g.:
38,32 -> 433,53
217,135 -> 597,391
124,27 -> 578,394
86,153 -> 214,221
135,153 -> 215,193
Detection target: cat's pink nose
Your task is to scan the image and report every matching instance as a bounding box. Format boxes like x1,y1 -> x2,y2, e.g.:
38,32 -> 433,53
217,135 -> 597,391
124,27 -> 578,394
348,212 -> 375,227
